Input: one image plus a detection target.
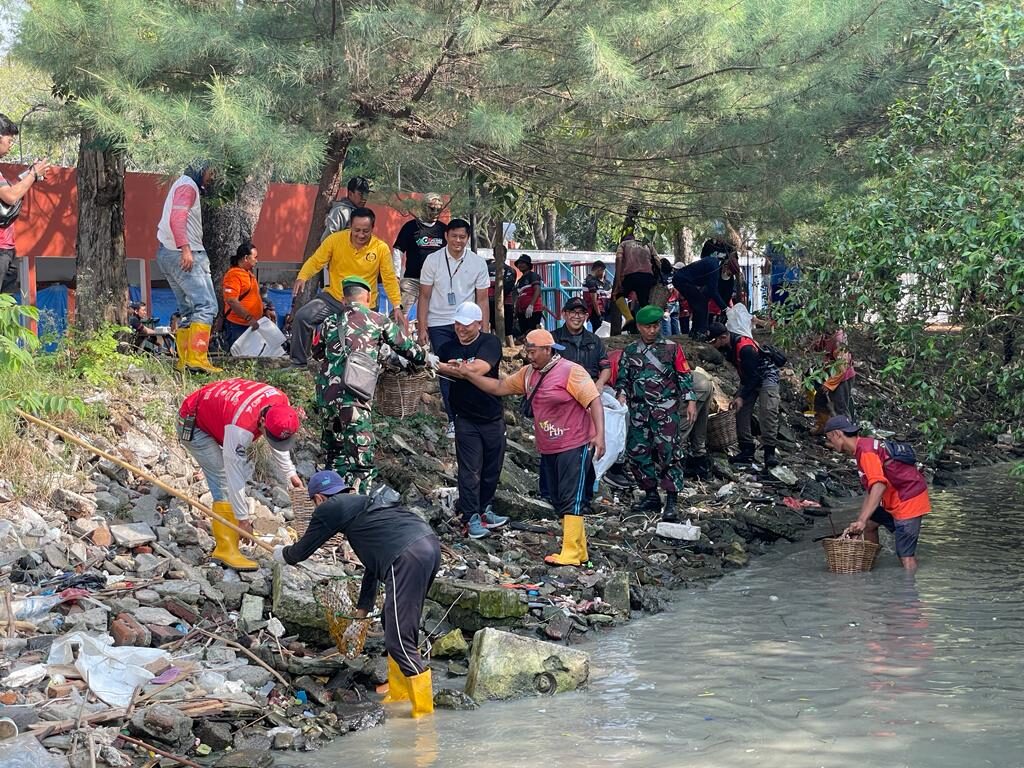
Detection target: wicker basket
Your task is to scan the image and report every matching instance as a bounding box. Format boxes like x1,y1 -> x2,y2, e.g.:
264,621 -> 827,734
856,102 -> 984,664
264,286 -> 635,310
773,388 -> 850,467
822,534 -> 880,573
289,487 -> 344,547
707,410 -> 738,451
375,369 -> 435,418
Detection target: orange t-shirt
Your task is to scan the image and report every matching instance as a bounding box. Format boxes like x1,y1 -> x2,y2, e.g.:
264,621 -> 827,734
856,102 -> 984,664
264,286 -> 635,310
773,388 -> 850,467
856,440 -> 931,520
222,267 -> 263,325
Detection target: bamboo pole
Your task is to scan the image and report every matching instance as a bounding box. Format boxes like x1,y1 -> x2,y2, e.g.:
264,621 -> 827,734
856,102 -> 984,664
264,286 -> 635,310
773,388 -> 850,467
15,408 -> 273,553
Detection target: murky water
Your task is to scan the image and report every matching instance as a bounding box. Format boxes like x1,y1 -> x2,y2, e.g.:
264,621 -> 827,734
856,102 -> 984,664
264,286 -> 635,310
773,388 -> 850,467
288,468 -> 1024,768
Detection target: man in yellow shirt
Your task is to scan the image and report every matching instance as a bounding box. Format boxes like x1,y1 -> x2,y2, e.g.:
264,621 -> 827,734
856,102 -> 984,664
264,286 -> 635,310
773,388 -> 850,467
290,207 -> 406,366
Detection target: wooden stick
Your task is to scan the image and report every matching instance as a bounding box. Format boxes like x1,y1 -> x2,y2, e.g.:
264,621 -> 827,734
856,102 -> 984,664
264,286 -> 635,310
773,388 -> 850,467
116,734 -> 202,768
193,627 -> 291,688
15,408 -> 273,553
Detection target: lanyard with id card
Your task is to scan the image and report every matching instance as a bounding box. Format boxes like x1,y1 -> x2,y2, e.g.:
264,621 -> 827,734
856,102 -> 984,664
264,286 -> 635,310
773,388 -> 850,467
445,248 -> 465,306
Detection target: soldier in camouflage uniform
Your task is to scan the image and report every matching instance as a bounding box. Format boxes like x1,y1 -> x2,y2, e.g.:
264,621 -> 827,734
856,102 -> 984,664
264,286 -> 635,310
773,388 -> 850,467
312,276 -> 428,492
615,305 -> 698,522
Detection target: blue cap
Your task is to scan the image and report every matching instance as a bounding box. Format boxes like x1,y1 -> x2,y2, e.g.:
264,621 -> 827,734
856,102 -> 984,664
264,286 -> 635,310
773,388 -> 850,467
308,470 -> 349,499
823,415 -> 859,435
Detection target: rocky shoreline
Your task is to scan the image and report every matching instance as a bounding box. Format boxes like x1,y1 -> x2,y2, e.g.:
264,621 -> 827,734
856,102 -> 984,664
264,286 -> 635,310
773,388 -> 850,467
0,334 -> 1018,767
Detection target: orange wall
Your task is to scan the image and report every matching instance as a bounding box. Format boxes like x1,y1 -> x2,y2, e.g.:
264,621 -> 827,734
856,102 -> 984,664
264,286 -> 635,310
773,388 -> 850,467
2,163 -> 432,264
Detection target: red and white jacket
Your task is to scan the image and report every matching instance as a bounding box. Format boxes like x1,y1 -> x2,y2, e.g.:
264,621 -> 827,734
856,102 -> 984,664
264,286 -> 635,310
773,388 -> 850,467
179,379 -> 296,518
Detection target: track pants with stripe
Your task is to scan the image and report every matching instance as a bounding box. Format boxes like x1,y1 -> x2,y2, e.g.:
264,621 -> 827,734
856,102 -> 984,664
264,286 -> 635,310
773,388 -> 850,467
385,534 -> 442,677
540,445 -> 592,518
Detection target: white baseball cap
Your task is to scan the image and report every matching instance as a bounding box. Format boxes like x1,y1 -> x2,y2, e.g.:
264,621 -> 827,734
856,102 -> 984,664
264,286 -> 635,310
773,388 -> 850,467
453,302 -> 482,325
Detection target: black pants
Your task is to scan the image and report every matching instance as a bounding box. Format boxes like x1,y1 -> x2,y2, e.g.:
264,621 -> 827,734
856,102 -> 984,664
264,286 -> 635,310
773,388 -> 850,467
223,320 -> 250,351
539,454 -> 594,505
620,272 -> 657,308
290,291 -> 347,365
0,248 -> 19,295
454,416 -> 506,522
541,444 -> 592,518
677,282 -> 709,335
385,535 -> 442,677
517,309 -> 543,335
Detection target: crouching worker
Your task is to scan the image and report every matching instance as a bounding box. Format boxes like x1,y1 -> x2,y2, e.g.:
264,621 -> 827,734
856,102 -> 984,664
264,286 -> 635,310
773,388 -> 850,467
823,415 -> 930,572
178,378 -> 304,571
274,471 -> 441,718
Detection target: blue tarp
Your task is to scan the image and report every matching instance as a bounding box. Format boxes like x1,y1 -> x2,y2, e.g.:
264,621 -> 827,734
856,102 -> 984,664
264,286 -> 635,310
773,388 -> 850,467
36,285 -> 69,351
150,287 -> 178,326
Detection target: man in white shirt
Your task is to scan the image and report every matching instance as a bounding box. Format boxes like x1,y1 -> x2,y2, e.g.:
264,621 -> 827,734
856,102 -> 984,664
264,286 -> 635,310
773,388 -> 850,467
418,218 -> 490,437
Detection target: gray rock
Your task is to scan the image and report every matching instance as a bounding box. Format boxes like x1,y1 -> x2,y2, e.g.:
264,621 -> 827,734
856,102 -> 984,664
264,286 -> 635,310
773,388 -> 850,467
233,731 -> 272,751
94,491 -> 123,515
239,594 -> 265,625
217,750 -> 274,768
331,700 -> 385,732
153,580 -> 204,604
133,552 -> 169,579
109,522 -> 156,548
170,522 -> 201,546
135,588 -> 162,605
195,720 -> 233,751
227,664 -> 273,688
128,703 -> 194,750
543,610 -> 574,641
218,580 -> 251,610
427,579 -> 528,633
269,726 -> 300,750
465,627 -> 590,702
600,571 -> 631,619
491,490 -> 554,521
131,495 -> 162,526
50,488 -> 97,517
133,606 -> 179,626
270,486 -> 292,508
66,607 -> 108,632
205,647 -> 237,666
434,688 -> 479,710
271,563 -> 348,631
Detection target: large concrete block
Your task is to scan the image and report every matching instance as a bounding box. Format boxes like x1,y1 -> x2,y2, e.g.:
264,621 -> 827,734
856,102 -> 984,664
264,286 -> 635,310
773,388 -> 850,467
465,627 -> 589,702
427,579 -> 527,633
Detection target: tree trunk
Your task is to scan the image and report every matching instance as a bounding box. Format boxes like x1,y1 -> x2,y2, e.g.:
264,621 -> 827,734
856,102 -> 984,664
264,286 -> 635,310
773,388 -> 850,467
581,209 -> 598,251
202,165 -> 272,306
492,219 -> 507,342
74,128 -> 127,332
542,207 -> 557,250
296,127 -> 353,308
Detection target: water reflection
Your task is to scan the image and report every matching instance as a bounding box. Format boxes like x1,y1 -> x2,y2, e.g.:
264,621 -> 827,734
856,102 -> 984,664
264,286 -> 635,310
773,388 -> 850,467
285,467 -> 1024,768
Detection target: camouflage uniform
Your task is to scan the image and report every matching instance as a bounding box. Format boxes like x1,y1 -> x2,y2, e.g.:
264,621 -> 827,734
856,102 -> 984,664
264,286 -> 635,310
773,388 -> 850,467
616,337 -> 695,492
313,304 -> 426,491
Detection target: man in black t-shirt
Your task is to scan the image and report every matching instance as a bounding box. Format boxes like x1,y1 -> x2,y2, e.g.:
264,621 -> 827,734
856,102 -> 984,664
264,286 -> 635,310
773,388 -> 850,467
435,301 -> 510,539
394,193 -> 447,312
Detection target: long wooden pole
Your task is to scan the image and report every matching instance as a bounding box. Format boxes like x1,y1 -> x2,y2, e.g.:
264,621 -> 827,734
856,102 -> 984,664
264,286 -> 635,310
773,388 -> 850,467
15,408 -> 273,553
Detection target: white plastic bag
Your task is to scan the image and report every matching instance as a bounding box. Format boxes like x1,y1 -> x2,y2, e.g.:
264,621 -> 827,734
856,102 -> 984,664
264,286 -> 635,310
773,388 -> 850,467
656,519 -> 702,541
48,632 -> 170,707
230,317 -> 287,358
593,389 -> 627,481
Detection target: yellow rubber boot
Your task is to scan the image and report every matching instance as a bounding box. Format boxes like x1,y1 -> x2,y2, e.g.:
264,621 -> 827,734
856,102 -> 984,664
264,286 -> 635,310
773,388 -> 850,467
407,668 -> 434,719
174,326 -> 191,371
544,515 -> 586,566
381,655 -> 410,703
210,501 -> 258,571
187,322 -> 222,373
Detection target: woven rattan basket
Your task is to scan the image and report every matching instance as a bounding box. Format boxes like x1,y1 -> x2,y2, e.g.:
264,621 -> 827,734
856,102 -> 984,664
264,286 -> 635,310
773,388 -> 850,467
707,410 -> 738,451
822,534 -> 880,573
375,369 -> 435,418
289,486 -> 344,546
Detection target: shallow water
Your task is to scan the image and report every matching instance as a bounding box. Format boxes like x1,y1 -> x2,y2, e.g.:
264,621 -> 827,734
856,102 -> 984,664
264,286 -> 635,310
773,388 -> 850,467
288,467 -> 1024,768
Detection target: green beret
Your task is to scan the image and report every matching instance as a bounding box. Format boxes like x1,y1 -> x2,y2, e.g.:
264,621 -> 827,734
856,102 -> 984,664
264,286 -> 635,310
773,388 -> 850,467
342,276 -> 371,291
635,305 -> 664,325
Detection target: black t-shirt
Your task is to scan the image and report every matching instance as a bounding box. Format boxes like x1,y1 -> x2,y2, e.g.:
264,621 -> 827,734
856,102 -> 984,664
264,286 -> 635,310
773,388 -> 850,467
437,332 -> 504,423
394,219 -> 447,280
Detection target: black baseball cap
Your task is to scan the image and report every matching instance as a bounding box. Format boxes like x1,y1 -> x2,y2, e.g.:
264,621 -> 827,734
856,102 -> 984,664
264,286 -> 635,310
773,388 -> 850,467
563,297 -> 587,313
823,415 -> 859,435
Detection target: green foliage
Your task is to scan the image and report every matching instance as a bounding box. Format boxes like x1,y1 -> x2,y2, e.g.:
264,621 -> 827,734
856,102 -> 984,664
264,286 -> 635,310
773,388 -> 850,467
0,293 -> 38,372
780,0 -> 1024,448
49,325 -> 136,386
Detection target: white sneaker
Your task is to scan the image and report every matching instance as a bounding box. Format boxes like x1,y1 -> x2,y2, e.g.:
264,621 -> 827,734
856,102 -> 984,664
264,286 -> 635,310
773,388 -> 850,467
446,421 -> 456,439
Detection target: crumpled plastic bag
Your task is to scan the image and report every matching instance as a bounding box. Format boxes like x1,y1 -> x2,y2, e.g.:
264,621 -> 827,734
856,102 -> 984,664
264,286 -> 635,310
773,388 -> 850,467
593,390 -> 628,481
47,632 -> 170,707
230,317 -> 287,358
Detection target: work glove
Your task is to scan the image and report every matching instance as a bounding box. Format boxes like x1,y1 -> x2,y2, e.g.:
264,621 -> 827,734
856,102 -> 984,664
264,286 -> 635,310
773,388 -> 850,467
524,306 -> 534,319
426,353 -> 440,370
272,545 -> 288,564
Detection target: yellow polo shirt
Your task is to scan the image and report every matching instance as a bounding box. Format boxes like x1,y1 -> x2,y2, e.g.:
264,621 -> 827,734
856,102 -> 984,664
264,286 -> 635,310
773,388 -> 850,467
296,231 -> 400,307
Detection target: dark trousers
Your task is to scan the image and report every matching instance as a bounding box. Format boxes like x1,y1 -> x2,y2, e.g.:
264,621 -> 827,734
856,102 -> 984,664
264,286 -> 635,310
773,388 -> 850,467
677,282 -> 709,335
516,310 -> 543,336
427,324 -> 457,421
541,444 -> 592,518
620,272 -> 657,307
588,311 -> 603,333
290,291 -> 348,365
539,454 -> 594,505
223,320 -> 249,351
384,535 -> 442,677
0,248 -> 19,295
454,416 -> 506,522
